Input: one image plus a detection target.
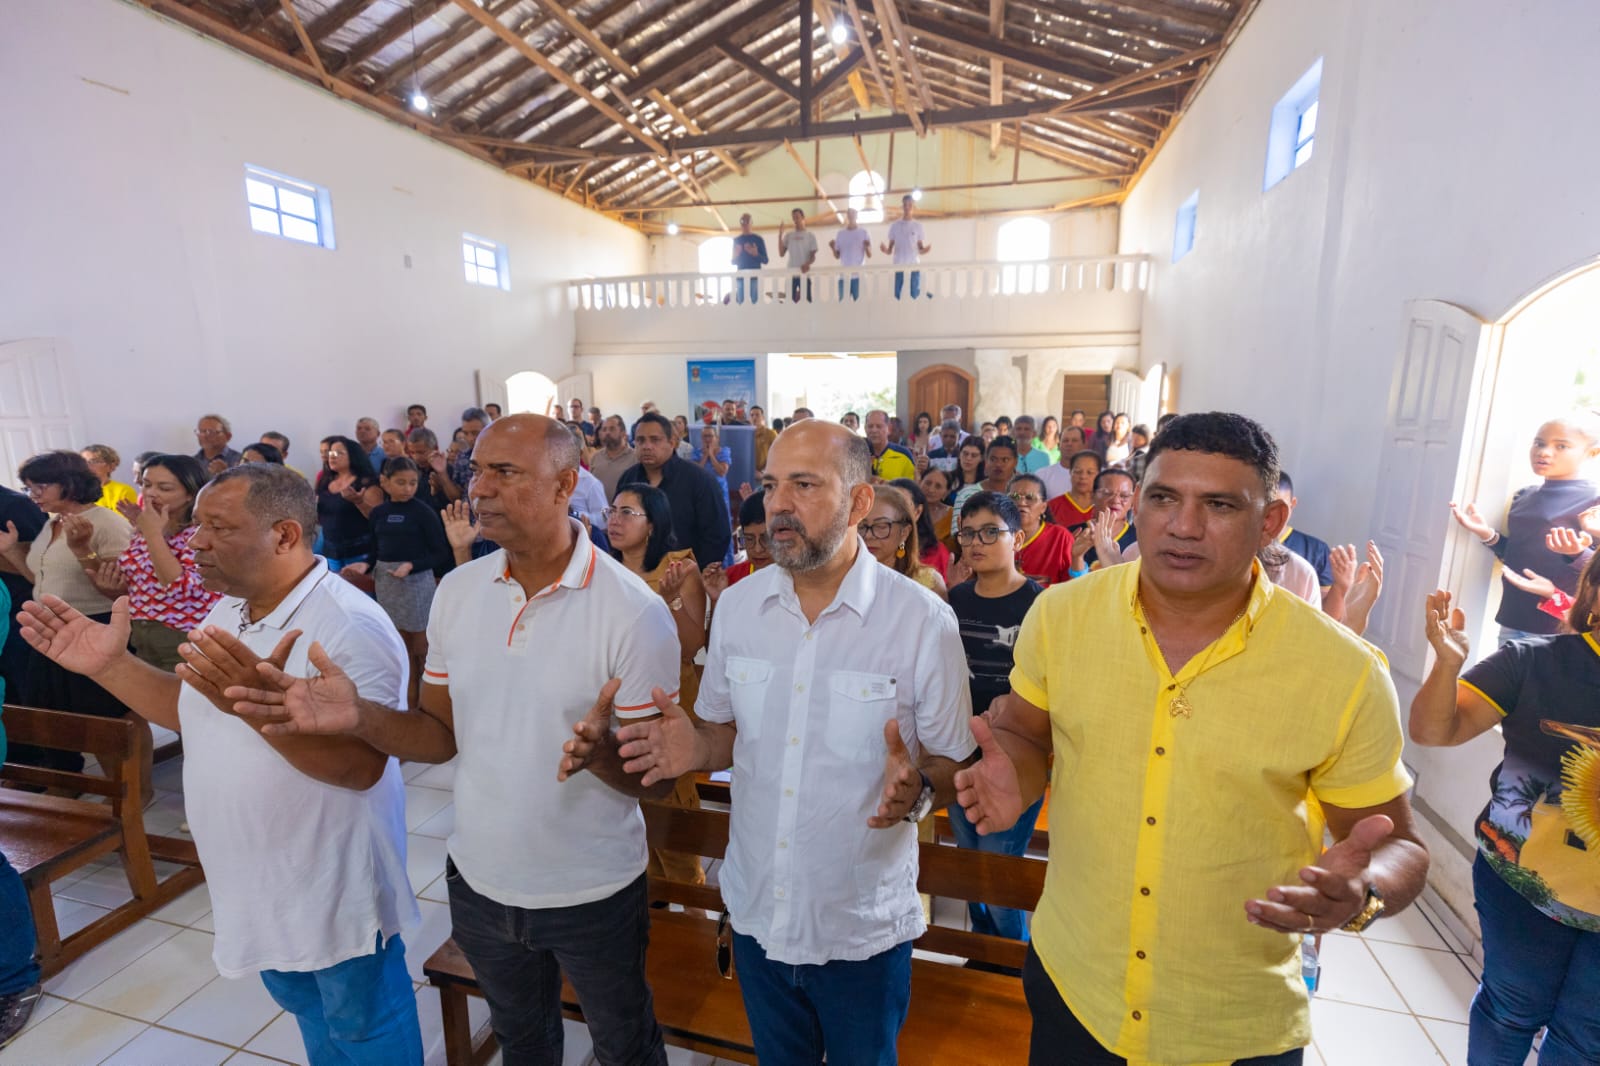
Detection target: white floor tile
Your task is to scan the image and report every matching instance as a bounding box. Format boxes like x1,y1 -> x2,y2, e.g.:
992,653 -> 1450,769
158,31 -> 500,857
1310,999 -> 1445,1066
1358,903 -> 1457,952
150,755 -> 186,791
1305,1044 -> 1326,1066
402,760 -> 433,783
100,1026 -> 233,1066
406,833 -> 450,896
410,759 -> 457,792
404,786 -> 453,832
243,1011 -> 310,1066
43,918 -> 182,1000
419,872 -> 450,904
405,900 -> 455,984
80,928 -> 219,1022
1313,933 -> 1409,1013
0,1002 -> 147,1066
411,801 -> 455,841
1367,940 -> 1479,1024
161,973 -> 284,1047
152,882 -> 214,928
16,992 -> 70,1035
54,896 -> 113,939
53,862 -> 137,910
664,1045 -> 715,1065
562,1017 -> 596,1066
224,1054 -> 297,1065
1420,1017 -> 1470,1066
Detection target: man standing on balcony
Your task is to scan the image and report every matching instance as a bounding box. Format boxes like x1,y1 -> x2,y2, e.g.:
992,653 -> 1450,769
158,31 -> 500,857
732,213 -> 768,305
829,208 -> 872,301
778,207 -> 818,304
882,194 -> 932,301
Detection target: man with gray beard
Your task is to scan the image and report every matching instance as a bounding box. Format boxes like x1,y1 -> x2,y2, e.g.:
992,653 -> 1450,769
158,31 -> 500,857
615,419 -> 976,1064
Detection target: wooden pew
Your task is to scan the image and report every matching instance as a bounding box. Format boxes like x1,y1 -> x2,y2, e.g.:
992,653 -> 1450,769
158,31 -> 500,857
425,802 -> 1045,1065
0,704 -> 205,977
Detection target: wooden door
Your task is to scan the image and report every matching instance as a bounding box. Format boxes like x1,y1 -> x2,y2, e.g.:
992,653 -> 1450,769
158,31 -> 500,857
908,365 -> 974,428
1059,374 -> 1109,423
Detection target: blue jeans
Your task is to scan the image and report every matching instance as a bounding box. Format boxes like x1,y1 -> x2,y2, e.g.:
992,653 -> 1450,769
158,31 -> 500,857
1469,853 -> 1600,1065
893,270 -> 922,300
0,849 -> 39,996
259,933 -> 422,1066
1497,626 -> 1544,647
946,796 -> 1043,940
838,276 -> 860,301
735,274 -> 760,303
1023,946 -> 1302,1065
732,932 -> 911,1066
447,861 -> 666,1066
790,274 -> 813,303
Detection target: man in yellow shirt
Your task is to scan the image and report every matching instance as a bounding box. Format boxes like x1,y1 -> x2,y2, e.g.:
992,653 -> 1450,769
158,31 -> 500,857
956,412 -> 1428,1065
864,409 -> 915,481
749,404 -> 778,473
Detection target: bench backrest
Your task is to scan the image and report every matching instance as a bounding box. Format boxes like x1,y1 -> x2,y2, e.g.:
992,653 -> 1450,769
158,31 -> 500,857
0,703 -> 147,805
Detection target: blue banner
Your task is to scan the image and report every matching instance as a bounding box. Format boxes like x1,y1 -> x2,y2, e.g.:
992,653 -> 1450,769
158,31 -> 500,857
686,359 -> 757,422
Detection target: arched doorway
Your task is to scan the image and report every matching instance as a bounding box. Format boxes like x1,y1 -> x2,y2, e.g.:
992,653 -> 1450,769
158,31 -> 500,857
505,370 -> 558,416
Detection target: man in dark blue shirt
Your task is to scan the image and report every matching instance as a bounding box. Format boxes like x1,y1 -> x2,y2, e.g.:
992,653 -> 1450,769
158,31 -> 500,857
732,213 -> 768,304
617,412 -> 732,567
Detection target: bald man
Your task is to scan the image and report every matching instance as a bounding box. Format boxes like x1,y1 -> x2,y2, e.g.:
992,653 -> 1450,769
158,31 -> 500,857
225,415 -> 682,1065
614,420 -> 976,1064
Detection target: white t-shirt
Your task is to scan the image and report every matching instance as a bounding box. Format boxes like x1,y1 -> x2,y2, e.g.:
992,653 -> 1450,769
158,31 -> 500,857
424,523 -> 681,909
572,466 -> 608,525
832,226 -> 872,267
180,559 -> 416,978
886,219 -> 925,265
784,229 -> 819,269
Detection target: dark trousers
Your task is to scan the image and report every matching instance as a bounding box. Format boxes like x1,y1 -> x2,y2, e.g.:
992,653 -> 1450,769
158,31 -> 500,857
1022,946 -> 1304,1066
731,932 -> 911,1066
790,274 -> 813,303
445,860 -> 666,1066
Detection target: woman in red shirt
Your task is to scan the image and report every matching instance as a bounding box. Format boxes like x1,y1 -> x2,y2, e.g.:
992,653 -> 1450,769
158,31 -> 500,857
1046,449 -> 1102,529
1009,474 -> 1075,586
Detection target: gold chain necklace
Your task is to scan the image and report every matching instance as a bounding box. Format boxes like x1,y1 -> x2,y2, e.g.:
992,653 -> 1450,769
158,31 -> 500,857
1140,596 -> 1250,718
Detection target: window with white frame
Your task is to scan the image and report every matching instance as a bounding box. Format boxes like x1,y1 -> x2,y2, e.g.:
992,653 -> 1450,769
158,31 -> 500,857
1263,58 -> 1323,191
1172,190 -> 1199,263
463,234 -> 510,290
996,217 -> 1051,294
244,165 -> 335,248
848,169 -> 886,223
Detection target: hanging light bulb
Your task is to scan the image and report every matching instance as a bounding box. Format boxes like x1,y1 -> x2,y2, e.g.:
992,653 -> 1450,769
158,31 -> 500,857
831,21 -> 849,45
410,90 -> 430,112
666,222 -> 681,236
911,187 -> 923,201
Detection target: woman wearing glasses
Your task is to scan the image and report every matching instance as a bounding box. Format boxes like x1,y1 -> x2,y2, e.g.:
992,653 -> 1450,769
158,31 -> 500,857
605,484 -> 708,885
859,484 -> 948,601
945,490 -> 1045,951
1068,467 -> 1139,576
1007,473 -> 1075,587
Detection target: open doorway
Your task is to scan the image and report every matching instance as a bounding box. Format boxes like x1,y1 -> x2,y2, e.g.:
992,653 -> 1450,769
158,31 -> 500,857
504,370 -> 558,416
767,352 -> 897,422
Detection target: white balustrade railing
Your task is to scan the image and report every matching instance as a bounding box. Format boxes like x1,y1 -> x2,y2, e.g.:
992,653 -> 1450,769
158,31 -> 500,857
568,255 -> 1149,313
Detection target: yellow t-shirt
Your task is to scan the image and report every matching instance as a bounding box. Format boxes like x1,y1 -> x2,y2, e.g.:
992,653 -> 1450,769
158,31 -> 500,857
1010,560 -> 1410,1065
94,480 -> 139,513
870,448 -> 917,482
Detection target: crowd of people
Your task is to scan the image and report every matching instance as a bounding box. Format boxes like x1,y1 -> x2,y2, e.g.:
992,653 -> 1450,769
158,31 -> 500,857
0,394 -> 1596,1066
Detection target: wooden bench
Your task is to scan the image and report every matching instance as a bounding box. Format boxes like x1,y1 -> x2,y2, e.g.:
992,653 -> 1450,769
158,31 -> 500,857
426,801 -> 1045,1065
0,704 -> 205,977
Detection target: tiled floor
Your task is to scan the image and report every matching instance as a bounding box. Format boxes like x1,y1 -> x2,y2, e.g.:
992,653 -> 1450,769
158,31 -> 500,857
2,752 -> 1530,1066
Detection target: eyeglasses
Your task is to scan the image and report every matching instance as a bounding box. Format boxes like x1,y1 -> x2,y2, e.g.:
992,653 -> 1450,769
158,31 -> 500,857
735,529 -> 770,550
22,483 -> 53,498
602,506 -> 646,522
195,428 -> 226,438
857,517 -> 908,540
1009,492 -> 1043,504
955,525 -> 1014,545
1094,488 -> 1136,501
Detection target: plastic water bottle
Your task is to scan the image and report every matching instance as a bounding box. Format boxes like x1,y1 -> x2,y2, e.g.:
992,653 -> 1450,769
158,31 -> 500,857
1301,935 -> 1321,995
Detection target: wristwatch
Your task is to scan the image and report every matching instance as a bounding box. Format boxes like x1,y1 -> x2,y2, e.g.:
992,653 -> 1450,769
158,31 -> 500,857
1341,883 -> 1386,933
902,772 -> 936,824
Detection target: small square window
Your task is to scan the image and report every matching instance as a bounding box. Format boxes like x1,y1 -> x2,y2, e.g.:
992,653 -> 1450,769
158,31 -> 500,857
243,166 -> 335,249
463,235 -> 510,291
1172,190 -> 1199,263
1263,58 -> 1323,191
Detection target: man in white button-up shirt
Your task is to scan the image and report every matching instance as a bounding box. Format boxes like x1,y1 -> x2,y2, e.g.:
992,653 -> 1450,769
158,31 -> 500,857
618,420 -> 977,1065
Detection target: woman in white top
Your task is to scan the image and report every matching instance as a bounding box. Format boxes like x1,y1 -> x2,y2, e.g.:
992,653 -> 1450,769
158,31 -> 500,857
0,451 -> 132,771
1104,413 -> 1135,467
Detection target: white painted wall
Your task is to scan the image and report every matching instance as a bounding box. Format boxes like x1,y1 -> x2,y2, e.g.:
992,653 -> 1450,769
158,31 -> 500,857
0,0 -> 646,470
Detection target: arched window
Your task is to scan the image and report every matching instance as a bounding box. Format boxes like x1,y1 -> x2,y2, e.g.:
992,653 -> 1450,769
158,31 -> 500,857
698,236 -> 735,274
848,169 -> 886,224
997,217 -> 1051,294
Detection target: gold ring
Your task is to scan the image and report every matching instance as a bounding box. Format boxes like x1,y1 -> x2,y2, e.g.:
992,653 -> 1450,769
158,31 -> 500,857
1305,913 -> 1315,932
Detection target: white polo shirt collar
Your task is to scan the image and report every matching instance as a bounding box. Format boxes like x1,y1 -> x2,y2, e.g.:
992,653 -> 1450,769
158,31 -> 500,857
488,521 -> 598,651
234,557 -> 334,635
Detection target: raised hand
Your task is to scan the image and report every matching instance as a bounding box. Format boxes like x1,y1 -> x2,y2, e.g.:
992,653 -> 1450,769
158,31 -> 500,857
738,482 -> 754,502
441,500 -> 479,551
61,512 -> 95,555
1329,543 -> 1358,593
1344,541 -> 1385,636
1449,502 -> 1495,541
1089,509 -> 1123,567
0,520 -> 19,554
89,559 -> 127,598
869,719 -> 921,828
1546,526 -> 1594,557
1247,814 -> 1393,934
207,457 -> 228,476
178,626 -> 302,717
224,641 -> 363,736
17,594 -> 132,677
1579,504 -> 1600,540
615,688 -> 700,786
1502,567 -> 1557,599
1422,590 -> 1469,672
658,558 -> 692,601
701,562 -> 728,603
559,679 -> 620,781
953,716 -> 1026,835
427,452 -> 450,478
947,555 -> 973,588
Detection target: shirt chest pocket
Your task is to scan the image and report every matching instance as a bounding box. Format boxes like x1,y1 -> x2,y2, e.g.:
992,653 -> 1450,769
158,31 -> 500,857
825,671 -> 898,763
725,656 -> 772,742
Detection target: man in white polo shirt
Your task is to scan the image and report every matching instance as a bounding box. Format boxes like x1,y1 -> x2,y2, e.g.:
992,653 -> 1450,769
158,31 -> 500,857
615,420 -> 977,1065
881,193 -> 932,300
17,464 -> 421,1066
828,206 -> 872,301
227,415 -> 682,1066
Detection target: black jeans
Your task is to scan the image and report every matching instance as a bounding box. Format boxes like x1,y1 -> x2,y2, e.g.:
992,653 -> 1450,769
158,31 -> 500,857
1022,946 -> 1304,1066
445,860 -> 667,1066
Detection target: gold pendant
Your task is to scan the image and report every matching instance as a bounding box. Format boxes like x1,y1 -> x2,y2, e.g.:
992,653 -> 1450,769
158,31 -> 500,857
1169,691 -> 1193,719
